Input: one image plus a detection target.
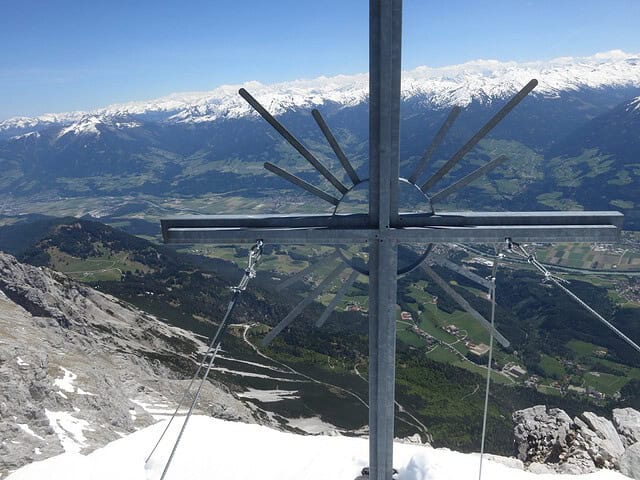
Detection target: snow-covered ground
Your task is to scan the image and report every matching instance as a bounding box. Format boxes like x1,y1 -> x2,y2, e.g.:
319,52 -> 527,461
6,416 -> 628,480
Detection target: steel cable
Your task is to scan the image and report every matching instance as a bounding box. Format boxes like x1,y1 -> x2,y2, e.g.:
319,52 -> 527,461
145,240 -> 263,479
478,254 -> 499,480
507,240 -> 640,355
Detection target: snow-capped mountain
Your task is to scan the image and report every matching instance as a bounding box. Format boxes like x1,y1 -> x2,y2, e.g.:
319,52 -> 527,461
1,50 -> 639,139
1,50 -> 640,228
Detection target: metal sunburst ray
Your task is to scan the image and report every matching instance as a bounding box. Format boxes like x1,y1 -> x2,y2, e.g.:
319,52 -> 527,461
239,79 -> 537,347
255,247 -> 360,347
239,88 -> 349,194
418,79 -> 538,194
423,250 -> 510,348
312,108 -> 361,185
263,261 -> 348,346
275,250 -> 340,292
408,105 -> 461,184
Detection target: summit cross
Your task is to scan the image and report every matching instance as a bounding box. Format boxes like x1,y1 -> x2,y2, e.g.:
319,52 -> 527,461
160,1 -> 623,479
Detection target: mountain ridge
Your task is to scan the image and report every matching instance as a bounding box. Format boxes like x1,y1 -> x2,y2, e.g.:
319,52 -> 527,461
0,250 -> 258,475
2,50 -> 639,139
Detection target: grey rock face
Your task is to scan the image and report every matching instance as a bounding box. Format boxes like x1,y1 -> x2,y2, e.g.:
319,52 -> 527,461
513,405 -> 634,474
576,412 -> 625,468
620,442 -> 640,480
513,405 -> 575,465
0,252 -> 259,477
614,408 -> 640,448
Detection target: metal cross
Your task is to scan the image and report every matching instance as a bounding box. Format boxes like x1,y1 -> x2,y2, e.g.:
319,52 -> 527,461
160,1 -> 623,478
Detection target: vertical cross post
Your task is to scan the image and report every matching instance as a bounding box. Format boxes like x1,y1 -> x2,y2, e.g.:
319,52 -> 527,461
368,1 -> 402,478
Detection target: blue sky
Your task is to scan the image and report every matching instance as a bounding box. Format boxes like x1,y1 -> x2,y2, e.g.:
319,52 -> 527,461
1,0 -> 639,120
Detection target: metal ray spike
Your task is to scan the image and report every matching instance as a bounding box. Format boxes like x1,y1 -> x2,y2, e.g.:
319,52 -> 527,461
262,263 -> 348,346
421,264 -> 510,347
430,255 -> 492,289
264,162 -> 340,206
421,79 -> 538,193
408,106 -> 461,184
276,250 -> 340,292
312,109 -> 361,185
239,88 -> 348,194
430,155 -> 509,204
315,269 -> 360,327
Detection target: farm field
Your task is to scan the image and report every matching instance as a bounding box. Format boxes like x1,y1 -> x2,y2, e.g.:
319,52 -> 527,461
534,243 -> 640,270
48,245 -> 149,282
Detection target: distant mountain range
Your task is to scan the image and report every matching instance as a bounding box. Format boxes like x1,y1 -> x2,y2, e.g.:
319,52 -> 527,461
2,50 -> 640,136
1,50 -> 639,228
551,95 -> 640,159
542,95 -> 640,228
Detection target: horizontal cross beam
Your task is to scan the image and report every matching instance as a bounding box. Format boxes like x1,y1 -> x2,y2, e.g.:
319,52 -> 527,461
162,211 -> 622,245
163,211 -> 623,230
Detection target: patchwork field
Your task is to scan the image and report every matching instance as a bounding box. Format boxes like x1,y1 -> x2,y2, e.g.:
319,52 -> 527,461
534,243 -> 640,270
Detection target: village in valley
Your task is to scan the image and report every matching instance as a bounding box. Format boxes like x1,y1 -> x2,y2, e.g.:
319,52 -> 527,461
196,240 -> 640,405
396,304 -> 625,402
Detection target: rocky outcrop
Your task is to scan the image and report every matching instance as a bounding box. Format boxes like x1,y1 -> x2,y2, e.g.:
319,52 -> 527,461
614,408 -> 640,448
513,405 -> 595,471
576,412 -> 625,468
0,252 -> 258,476
620,442 -> 640,480
513,405 -> 640,475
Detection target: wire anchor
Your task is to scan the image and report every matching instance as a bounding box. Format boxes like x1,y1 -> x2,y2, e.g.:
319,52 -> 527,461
232,240 -> 264,292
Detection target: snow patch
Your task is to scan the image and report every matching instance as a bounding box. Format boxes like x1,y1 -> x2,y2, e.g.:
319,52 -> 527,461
15,357 -> 29,367
56,117 -> 102,139
10,131 -> 40,141
129,399 -> 187,420
75,387 -> 95,396
216,354 -> 291,373
113,121 -> 141,129
53,367 -> 95,396
286,416 -> 339,435
211,366 -> 299,381
237,388 -> 300,403
44,410 -> 93,454
468,257 -> 494,267
53,367 -> 77,393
